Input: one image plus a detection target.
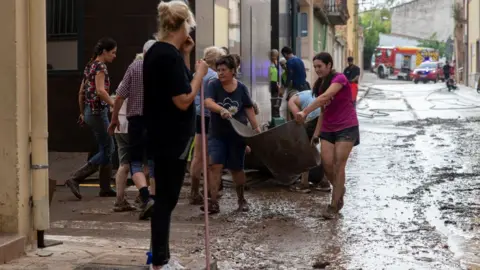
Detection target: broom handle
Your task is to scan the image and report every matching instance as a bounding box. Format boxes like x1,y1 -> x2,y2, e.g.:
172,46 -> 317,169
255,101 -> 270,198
200,82 -> 211,270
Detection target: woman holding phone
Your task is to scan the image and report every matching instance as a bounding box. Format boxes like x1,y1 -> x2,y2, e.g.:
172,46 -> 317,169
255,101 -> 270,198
143,1 -> 208,269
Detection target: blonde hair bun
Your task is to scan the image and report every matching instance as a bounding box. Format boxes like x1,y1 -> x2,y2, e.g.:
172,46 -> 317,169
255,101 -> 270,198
156,1 -> 196,40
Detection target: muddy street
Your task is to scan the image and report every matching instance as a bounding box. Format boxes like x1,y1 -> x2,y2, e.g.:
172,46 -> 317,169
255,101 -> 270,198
4,75 -> 480,270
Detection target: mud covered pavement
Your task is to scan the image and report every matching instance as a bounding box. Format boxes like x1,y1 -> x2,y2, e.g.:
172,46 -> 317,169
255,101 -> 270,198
3,75 -> 480,270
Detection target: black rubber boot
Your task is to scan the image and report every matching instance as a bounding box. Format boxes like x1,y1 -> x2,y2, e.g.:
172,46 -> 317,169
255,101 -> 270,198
65,163 -> 98,200
98,164 -> 116,197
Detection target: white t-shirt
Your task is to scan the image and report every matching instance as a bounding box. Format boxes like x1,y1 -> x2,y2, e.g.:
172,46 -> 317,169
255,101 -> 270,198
115,98 -> 128,134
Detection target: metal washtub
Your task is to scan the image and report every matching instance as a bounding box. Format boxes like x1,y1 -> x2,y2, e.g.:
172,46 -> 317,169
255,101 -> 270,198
229,118 -> 320,185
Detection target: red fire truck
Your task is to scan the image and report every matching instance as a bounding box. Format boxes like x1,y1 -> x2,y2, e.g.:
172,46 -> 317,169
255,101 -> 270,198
371,46 -> 439,80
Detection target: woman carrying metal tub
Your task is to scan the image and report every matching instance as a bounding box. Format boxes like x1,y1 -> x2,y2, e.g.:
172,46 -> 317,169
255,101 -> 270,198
288,90 -> 331,193
204,55 -> 261,214
295,52 -> 360,219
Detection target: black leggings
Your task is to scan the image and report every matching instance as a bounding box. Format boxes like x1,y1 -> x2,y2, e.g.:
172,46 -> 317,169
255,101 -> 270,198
151,157 -> 187,266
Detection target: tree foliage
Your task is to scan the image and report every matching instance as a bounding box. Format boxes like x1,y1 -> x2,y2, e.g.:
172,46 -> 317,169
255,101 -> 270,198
360,8 -> 391,69
417,33 -> 448,59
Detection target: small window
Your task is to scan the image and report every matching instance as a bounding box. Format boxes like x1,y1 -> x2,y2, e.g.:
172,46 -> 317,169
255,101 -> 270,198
386,49 -> 392,57
46,0 -> 79,71
300,13 -> 308,37
47,0 -> 78,40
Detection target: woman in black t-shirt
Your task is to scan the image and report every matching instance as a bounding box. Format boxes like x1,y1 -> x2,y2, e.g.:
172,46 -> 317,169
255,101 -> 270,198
204,55 -> 260,214
142,1 -> 208,269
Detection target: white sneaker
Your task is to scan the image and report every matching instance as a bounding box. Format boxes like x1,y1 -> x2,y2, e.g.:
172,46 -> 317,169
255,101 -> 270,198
150,260 -> 186,270
168,260 -> 186,270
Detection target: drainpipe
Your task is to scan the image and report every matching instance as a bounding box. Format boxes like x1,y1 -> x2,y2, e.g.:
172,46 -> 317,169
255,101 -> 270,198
322,24 -> 328,51
465,0 -> 469,86
29,0 -> 50,237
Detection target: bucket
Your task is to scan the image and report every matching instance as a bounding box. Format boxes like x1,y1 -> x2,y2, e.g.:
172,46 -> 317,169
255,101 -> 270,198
230,119 -> 320,185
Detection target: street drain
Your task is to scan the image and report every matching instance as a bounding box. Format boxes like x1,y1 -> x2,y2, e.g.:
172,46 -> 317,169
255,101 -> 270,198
74,264 -> 148,270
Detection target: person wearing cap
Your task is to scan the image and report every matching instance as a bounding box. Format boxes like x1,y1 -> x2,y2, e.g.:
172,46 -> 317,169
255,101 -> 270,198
343,56 -> 361,107
108,39 -> 156,220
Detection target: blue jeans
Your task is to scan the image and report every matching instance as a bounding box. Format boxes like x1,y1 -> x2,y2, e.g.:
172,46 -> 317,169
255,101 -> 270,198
84,106 -> 114,165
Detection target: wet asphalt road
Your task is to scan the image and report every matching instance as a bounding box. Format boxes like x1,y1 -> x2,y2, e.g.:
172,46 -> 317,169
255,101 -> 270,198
45,73 -> 480,269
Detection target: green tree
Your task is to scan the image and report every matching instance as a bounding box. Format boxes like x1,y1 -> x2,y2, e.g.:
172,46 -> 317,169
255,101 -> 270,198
417,33 -> 448,59
360,8 -> 391,69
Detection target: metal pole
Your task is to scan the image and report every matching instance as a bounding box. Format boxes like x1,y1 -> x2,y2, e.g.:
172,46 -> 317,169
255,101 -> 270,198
29,0 -> 50,234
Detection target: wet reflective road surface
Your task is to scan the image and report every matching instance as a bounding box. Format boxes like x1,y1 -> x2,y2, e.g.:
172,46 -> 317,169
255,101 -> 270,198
11,74 -> 480,270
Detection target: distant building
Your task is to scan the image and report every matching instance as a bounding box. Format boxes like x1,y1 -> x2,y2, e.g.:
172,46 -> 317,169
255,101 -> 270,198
379,33 -> 420,47
390,0 -> 454,42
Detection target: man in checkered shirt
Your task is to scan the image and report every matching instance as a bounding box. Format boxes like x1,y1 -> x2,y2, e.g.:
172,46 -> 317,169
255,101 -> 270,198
109,39 -> 156,220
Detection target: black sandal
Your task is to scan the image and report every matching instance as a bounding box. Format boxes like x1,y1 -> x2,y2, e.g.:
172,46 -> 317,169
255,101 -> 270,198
237,199 -> 250,212
200,200 -> 220,214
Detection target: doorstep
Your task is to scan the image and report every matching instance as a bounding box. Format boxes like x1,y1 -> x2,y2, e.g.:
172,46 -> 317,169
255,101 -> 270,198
0,233 -> 25,265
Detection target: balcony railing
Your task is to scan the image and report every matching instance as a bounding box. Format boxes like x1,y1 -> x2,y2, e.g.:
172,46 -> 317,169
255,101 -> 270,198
324,0 -> 349,25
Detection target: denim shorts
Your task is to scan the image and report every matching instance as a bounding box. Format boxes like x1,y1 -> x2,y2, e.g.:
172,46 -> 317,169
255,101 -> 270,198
127,115 -> 154,175
208,136 -> 246,171
320,126 -> 360,146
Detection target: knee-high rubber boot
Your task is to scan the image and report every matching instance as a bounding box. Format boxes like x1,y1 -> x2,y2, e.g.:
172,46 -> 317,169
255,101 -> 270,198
99,164 -> 116,197
65,163 -> 99,200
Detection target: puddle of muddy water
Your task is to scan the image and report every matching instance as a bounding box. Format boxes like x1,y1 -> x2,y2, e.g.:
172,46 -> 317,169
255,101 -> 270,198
403,119 -> 480,267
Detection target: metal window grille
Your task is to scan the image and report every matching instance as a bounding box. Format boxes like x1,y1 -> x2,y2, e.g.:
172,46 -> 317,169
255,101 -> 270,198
325,0 -> 347,13
47,0 -> 77,40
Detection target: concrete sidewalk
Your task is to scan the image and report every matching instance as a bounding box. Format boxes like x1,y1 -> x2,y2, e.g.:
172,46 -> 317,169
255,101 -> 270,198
0,236 -> 216,270
455,84 -> 480,101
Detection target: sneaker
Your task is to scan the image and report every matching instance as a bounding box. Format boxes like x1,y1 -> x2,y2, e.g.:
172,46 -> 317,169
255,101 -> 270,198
168,260 -> 186,269
113,200 -> 136,212
313,182 -> 331,192
139,198 -> 154,220
150,260 -> 186,270
289,185 -> 311,193
135,193 -> 142,206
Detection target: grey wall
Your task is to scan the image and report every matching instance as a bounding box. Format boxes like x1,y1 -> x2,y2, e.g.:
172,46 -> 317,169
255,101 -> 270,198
279,0 -> 293,50
391,0 -> 454,42
240,0 -> 272,125
195,0 -> 214,60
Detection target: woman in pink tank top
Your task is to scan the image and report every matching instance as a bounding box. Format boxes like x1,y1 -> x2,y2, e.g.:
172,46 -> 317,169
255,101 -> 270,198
295,52 -> 359,219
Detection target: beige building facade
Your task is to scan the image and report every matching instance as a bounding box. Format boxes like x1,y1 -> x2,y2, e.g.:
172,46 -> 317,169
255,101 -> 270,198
0,0 -> 50,264
467,0 -> 480,87
297,0 -> 349,84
